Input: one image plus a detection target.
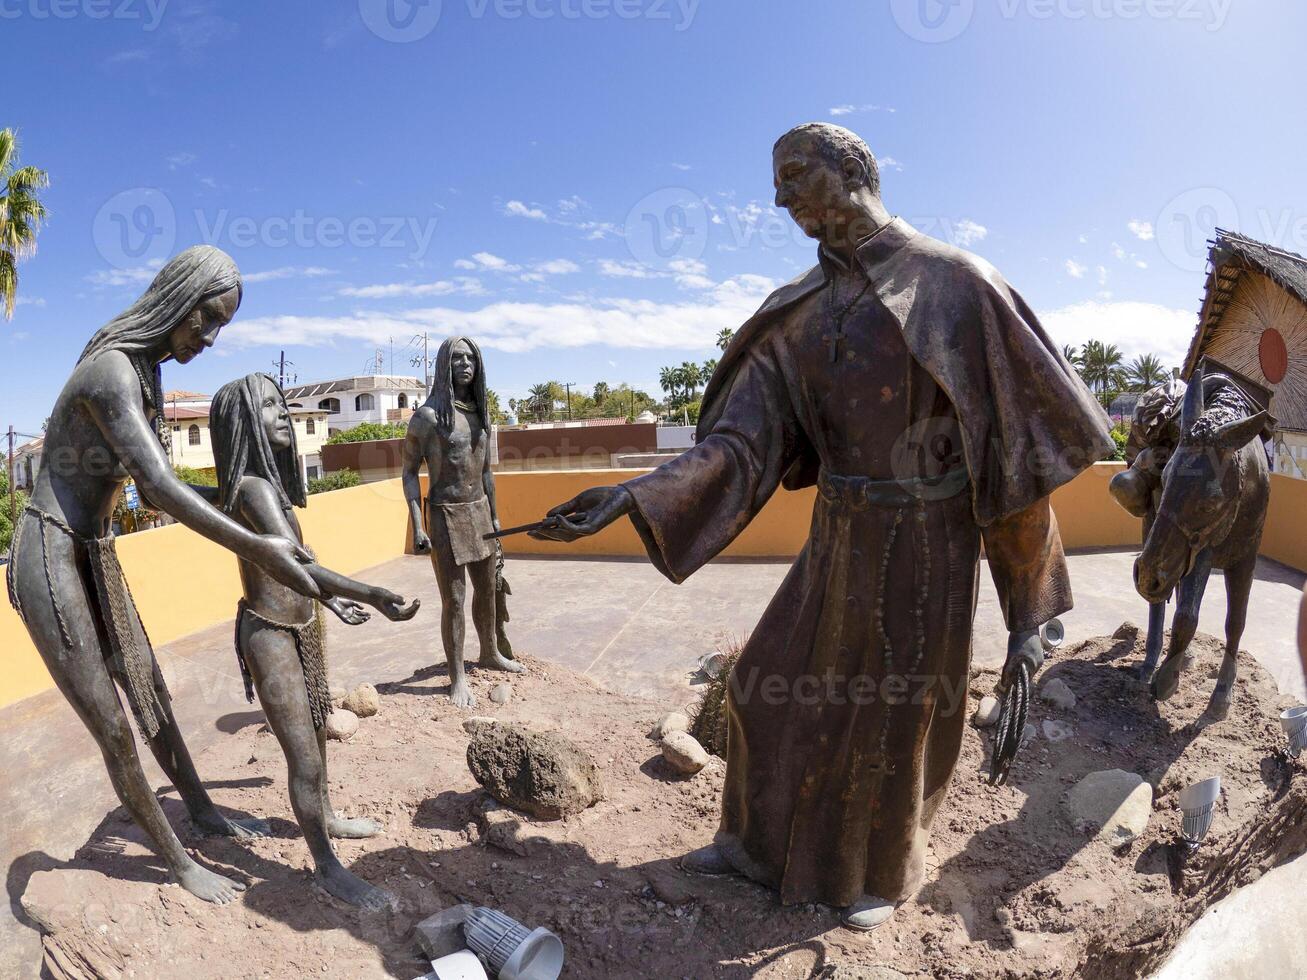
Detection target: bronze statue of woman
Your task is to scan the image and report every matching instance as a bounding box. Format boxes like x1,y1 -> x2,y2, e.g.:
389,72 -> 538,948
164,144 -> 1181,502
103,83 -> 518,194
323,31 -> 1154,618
209,372 -> 419,910
6,246 -> 333,905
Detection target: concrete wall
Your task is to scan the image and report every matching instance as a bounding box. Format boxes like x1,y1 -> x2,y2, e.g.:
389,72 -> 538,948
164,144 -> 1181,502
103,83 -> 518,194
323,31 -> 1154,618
3,461 -> 1302,710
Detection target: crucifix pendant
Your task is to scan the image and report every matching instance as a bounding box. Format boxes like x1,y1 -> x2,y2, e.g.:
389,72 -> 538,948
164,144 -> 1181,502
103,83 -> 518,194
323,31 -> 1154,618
829,329 -> 843,364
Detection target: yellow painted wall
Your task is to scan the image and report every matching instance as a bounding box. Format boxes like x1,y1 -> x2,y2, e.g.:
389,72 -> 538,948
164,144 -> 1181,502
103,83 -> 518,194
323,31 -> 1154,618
1,462 -> 1301,709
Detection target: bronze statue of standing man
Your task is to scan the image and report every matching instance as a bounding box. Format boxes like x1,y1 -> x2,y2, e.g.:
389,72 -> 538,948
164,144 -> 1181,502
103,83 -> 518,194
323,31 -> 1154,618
404,337 -> 523,708
532,124 -> 1113,930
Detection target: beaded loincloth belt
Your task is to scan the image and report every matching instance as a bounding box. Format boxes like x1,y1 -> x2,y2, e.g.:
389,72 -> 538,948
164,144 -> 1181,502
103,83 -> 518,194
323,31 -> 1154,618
235,600 -> 332,730
7,506 -> 170,739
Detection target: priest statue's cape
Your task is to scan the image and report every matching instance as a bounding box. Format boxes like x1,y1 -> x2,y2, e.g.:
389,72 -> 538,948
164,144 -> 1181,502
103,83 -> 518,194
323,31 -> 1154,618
531,123 -> 1114,930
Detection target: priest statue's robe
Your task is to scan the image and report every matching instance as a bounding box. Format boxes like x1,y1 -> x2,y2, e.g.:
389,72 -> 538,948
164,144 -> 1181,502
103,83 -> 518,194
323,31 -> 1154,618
625,218 -> 1114,908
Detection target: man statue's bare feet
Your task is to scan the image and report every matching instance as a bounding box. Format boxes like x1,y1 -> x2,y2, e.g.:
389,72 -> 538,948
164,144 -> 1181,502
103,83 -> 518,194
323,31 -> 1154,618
316,862 -> 397,912
679,843 -> 738,877
842,895 -> 895,931
450,679 -> 477,709
327,813 -> 383,839
194,809 -> 271,839
175,861 -> 246,904
478,651 -> 526,674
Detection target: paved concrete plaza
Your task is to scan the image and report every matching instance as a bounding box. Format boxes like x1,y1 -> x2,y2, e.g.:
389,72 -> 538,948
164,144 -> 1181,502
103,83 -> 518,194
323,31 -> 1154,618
1,548 -> 1303,977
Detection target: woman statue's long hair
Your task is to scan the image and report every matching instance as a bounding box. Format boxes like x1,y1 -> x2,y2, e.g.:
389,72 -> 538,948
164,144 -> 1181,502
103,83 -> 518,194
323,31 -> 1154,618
425,336 -> 490,437
78,245 -> 243,450
209,373 -> 306,515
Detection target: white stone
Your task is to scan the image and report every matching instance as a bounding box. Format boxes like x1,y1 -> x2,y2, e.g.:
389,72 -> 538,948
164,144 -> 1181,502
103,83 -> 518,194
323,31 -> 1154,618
1040,677 -> 1077,710
661,731 -> 709,775
489,683 -> 513,705
1042,719 -> 1074,743
324,708 -> 359,742
1064,769 -> 1152,849
463,715 -> 498,734
341,683 -> 380,718
652,711 -> 690,739
972,696 -> 1001,728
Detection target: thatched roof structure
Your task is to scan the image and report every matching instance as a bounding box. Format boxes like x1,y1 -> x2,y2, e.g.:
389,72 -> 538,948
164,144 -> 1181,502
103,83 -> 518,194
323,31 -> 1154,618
1184,229 -> 1307,433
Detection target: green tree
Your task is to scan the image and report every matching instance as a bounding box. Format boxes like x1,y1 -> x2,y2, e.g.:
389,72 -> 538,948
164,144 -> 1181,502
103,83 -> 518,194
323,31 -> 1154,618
484,388 -> 506,424
1079,339 -> 1128,409
0,128 -> 50,320
716,328 -> 735,352
1061,344 -> 1081,368
173,464 -> 217,486
0,470 -> 28,552
592,381 -> 610,407
308,469 -> 362,494
1126,353 -> 1168,392
526,382 -> 560,421
325,421 -> 407,444
680,361 -> 703,401
701,358 -> 718,384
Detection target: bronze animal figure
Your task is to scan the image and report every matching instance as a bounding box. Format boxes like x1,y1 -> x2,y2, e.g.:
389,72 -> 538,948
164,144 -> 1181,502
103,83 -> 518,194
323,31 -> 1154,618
1133,366 -> 1273,719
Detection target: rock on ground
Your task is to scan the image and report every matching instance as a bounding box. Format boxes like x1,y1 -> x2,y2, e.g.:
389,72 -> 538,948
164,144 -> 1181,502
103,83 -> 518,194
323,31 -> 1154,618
1040,677 -> 1077,710
489,683 -> 513,705
661,731 -> 709,775
972,695 -> 1000,728
341,683 -> 380,718
413,903 -> 472,960
651,710 -> 690,739
466,721 -> 603,819
324,708 -> 360,741
1064,769 -> 1153,848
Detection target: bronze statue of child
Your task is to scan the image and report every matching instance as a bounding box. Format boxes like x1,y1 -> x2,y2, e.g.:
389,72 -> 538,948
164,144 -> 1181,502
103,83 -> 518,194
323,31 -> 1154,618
209,372 -> 419,910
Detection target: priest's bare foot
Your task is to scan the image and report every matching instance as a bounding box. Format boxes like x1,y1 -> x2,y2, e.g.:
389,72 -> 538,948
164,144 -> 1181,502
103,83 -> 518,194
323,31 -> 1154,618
194,810 -> 270,839
478,651 -> 526,674
450,680 -> 477,709
316,863 -> 396,911
328,813 -> 383,839
841,895 -> 895,931
680,843 -> 738,877
175,862 -> 246,905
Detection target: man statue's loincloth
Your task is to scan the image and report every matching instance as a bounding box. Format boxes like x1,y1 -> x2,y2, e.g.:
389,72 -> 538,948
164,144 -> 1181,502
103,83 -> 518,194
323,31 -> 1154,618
234,600 -> 333,730
429,496 -> 495,566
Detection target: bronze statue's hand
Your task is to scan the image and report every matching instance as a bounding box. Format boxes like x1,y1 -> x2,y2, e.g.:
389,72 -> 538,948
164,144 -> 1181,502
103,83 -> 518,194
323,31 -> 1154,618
327,597 -> 371,626
1000,628 -> 1044,691
413,529 -> 432,554
254,535 -> 319,597
529,485 -> 634,542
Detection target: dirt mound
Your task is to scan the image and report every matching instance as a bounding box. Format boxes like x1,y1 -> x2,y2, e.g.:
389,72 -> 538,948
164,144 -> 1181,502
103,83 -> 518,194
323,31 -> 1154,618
15,627 -> 1306,979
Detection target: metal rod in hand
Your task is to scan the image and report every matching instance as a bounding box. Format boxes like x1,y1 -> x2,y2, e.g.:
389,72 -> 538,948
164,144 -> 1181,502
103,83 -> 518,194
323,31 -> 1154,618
482,515 -> 566,540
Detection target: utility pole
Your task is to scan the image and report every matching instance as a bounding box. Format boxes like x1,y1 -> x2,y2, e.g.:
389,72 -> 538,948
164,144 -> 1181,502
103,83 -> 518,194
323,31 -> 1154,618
410,332 -> 432,394
274,350 -> 297,389
7,426 -> 15,530
562,382 -> 575,421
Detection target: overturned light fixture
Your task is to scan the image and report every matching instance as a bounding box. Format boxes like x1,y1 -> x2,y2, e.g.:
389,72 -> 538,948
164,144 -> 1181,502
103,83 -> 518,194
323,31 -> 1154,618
1279,706 -> 1307,759
1040,618 -> 1065,652
465,907 -> 564,980
427,950 -> 489,980
1178,776 -> 1221,850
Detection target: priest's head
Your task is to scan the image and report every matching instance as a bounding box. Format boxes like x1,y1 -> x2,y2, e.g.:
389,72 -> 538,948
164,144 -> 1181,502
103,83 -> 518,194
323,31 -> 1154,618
773,123 -> 889,255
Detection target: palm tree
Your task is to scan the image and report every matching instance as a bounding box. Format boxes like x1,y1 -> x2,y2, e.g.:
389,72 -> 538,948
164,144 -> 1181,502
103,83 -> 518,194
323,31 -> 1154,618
1061,344 -> 1081,368
527,382 -> 555,421
680,361 -> 702,401
716,328 -> 735,352
658,366 -> 676,400
1079,340 -> 1128,408
0,128 -> 50,320
1126,353 -> 1167,392
593,381 -> 610,407
701,358 -> 717,384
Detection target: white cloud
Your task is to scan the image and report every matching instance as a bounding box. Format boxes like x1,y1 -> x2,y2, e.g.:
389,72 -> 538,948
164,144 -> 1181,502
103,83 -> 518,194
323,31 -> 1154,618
532,259 -> 580,275
1065,260 -> 1088,279
879,156 -> 904,172
1078,234 -> 1089,244
503,200 -> 547,221
243,266 -> 333,283
597,259 -> 658,279
671,162 -> 693,171
1111,242 -> 1127,261
954,219 -> 988,247
86,259 -> 164,288
226,275 -> 778,354
15,296 -> 46,307
829,104 -> 897,117
1097,265 -> 1109,287
556,196 -> 585,215
337,278 -> 484,299
1135,259 -> 1149,269
1038,300 -> 1196,368
1128,219 -> 1155,241
167,152 -> 197,169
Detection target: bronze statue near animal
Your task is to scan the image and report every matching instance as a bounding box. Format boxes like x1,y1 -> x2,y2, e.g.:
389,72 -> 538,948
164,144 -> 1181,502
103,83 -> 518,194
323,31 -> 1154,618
1131,361 -> 1274,719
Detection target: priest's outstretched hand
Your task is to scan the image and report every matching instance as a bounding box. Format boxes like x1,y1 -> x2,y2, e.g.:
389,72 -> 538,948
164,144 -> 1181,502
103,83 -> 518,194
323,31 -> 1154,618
529,485 -> 634,542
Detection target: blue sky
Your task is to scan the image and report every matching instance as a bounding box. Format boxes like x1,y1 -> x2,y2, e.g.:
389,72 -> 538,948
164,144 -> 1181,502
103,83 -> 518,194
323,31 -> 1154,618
3,0 -> 1306,435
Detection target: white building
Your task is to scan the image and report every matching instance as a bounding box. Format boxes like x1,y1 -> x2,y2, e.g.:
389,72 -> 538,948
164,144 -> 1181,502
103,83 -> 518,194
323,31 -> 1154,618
282,375 -> 426,437
166,403 -> 330,482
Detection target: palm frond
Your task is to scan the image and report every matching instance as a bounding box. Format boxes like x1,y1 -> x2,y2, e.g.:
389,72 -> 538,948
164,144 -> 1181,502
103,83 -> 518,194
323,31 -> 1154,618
0,251 -> 18,320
